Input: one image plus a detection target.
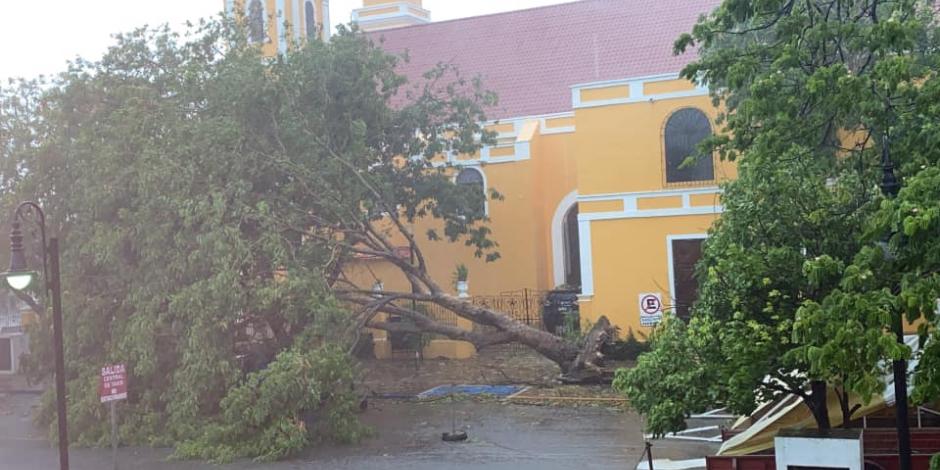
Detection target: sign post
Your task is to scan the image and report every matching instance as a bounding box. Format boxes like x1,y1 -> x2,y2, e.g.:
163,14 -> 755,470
110,401 -> 117,470
99,364 -> 127,470
638,293 -> 664,327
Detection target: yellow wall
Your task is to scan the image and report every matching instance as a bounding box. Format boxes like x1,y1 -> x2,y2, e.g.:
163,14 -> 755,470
571,77 -> 735,334
581,85 -> 631,102
344,165 -> 541,297
585,214 -> 716,334
359,6 -> 400,16
581,200 -> 624,213
574,93 -> 735,195
346,116 -> 580,298
346,74 -> 738,353
644,79 -> 697,95
531,125 -> 579,291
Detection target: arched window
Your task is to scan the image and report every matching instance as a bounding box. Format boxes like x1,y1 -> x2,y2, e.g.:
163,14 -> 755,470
664,108 -> 714,183
248,0 -> 266,44
304,0 -> 318,39
456,168 -> 486,215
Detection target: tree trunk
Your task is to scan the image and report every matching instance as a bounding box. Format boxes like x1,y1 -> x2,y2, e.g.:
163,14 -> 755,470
560,317 -> 616,383
356,291 -> 618,382
335,225 -> 618,382
428,294 -> 601,373
434,295 -> 618,379
805,380 -> 832,430
836,387 -> 861,428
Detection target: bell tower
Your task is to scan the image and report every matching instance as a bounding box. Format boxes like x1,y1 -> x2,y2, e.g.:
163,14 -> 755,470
294,0 -> 331,42
352,0 -> 431,32
224,0 -> 330,57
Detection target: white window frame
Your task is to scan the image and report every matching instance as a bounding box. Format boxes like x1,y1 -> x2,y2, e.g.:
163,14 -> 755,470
454,166 -> 489,216
551,191 -> 578,287
663,107 -> 716,186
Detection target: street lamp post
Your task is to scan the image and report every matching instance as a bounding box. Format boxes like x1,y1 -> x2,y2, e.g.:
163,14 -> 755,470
1,202 -> 69,470
881,132 -> 911,470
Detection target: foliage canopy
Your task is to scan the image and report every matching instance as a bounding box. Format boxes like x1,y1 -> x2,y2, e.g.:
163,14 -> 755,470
617,0 -> 940,436
0,18 -> 501,460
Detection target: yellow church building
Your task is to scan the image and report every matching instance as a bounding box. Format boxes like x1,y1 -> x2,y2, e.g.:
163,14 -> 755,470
225,0 -> 731,357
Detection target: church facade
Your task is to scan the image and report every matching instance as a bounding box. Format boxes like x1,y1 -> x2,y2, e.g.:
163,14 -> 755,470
226,0 -> 732,356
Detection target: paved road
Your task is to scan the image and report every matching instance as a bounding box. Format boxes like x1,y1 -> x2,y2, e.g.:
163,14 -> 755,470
0,393 -> 715,469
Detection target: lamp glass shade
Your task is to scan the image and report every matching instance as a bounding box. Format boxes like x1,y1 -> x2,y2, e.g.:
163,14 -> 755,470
5,272 -> 34,291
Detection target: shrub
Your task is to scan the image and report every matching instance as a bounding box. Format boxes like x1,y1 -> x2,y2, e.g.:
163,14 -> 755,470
602,329 -> 650,361
174,345 -> 368,463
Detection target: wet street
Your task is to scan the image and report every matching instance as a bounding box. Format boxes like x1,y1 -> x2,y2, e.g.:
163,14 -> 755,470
0,393 -> 715,469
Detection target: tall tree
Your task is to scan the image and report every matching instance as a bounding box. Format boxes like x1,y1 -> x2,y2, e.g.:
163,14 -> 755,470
616,0 -> 940,435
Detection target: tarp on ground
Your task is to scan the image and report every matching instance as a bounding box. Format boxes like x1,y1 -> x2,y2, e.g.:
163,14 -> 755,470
417,384 -> 526,399
718,335 -> 921,456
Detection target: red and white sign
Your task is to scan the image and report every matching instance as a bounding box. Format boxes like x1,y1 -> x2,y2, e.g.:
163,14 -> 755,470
639,293 -> 664,327
99,364 -> 127,403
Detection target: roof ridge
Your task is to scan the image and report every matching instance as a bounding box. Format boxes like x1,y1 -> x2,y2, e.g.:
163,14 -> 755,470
370,0 -> 720,120
366,0 -> 613,34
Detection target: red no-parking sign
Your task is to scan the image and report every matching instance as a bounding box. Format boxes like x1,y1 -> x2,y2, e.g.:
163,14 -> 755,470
99,364 -> 127,403
638,293 -> 664,327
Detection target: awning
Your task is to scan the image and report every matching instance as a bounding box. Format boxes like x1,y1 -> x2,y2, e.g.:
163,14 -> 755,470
718,335 -> 921,456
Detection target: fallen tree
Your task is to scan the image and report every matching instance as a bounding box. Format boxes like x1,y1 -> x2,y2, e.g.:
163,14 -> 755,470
268,36 -> 618,380
2,19 -> 616,460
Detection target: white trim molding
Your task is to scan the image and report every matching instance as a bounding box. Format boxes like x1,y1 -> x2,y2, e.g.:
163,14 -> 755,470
538,112 -> 576,135
433,118 -> 536,167
578,187 -> 723,222
571,72 -> 708,110
454,166 -> 490,216
292,0 -> 302,41
277,0 -> 287,53
666,234 -> 708,309
322,0 -> 331,40
352,1 -> 431,30
552,191 -> 579,288
418,110 -> 579,166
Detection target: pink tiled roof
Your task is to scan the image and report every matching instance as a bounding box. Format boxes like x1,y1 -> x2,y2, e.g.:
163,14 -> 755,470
368,0 -> 721,120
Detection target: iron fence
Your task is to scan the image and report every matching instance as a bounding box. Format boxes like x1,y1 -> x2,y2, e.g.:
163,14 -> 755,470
471,289 -> 546,330
471,289 -> 547,354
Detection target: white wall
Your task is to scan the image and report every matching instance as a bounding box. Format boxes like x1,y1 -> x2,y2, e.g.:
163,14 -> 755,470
775,433 -> 863,470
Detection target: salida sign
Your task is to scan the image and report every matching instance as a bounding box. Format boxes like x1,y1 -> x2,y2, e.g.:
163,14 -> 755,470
99,364 -> 127,403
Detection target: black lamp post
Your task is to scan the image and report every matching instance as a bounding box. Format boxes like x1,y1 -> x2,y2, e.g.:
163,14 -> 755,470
881,132 -> 911,470
1,202 -> 69,470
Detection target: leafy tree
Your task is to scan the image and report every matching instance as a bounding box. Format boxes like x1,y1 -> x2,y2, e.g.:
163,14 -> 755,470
617,0 -> 940,436
0,16 -> 617,460
0,20 -> 377,459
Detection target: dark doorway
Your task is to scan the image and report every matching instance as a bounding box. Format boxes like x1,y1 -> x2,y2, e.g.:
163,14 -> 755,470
563,206 -> 581,287
0,338 -> 12,372
671,238 -> 704,321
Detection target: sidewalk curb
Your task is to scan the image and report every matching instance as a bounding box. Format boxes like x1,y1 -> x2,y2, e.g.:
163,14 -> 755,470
0,390 -> 43,395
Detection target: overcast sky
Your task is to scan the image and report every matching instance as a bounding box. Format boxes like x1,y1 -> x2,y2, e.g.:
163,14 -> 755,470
0,0 -> 573,82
